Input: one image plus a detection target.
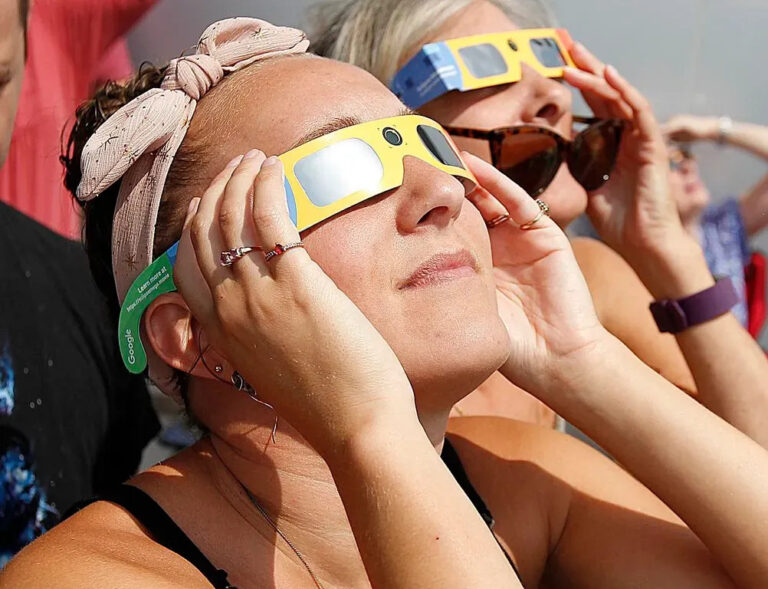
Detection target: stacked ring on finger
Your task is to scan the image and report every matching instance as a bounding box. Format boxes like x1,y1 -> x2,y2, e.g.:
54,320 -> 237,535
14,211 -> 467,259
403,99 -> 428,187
264,242 -> 305,263
519,199 -> 550,230
220,246 -> 263,267
485,214 -> 510,229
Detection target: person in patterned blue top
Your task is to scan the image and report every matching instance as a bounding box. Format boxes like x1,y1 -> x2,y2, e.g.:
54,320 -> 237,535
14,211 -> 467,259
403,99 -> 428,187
664,115 -> 768,331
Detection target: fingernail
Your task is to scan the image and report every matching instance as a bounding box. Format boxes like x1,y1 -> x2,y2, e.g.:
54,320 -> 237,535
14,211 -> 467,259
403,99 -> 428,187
184,198 -> 199,227
244,149 -> 262,160
262,155 -> 280,167
226,155 -> 244,167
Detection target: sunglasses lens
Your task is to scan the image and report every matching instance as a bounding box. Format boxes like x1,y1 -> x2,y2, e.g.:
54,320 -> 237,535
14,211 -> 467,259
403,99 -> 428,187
498,133 -> 561,197
418,125 -> 464,168
569,121 -> 623,191
458,44 -> 509,78
294,138 -> 384,206
529,37 -> 567,68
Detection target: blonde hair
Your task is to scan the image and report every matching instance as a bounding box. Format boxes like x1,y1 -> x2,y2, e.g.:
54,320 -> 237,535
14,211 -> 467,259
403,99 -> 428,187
309,0 -> 558,84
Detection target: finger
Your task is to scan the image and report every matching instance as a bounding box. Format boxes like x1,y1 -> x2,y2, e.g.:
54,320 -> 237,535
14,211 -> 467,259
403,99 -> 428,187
604,65 -> 661,141
219,149 -> 270,281
466,182 -> 509,226
251,157 -> 308,276
563,67 -> 633,120
220,149 -> 266,249
464,152 -> 550,228
189,155 -> 243,284
569,41 -> 607,77
183,197 -> 200,231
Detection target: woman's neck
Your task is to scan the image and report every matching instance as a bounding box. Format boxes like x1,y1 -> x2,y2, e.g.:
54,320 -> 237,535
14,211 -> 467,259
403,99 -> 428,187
207,408 -> 451,587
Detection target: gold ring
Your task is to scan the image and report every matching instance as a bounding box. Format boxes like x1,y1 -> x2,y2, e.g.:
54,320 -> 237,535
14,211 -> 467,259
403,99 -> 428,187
485,214 -> 510,229
519,199 -> 550,230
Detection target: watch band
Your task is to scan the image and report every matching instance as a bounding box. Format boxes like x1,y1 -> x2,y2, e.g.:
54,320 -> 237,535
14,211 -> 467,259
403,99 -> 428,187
650,278 -> 739,334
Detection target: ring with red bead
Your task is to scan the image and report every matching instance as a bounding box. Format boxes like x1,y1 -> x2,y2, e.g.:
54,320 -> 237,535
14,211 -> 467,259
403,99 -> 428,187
264,242 -> 305,263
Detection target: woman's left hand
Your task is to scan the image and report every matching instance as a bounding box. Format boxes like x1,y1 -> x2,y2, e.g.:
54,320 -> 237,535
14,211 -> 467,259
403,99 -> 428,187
563,43 -> 689,266
464,153 -> 607,393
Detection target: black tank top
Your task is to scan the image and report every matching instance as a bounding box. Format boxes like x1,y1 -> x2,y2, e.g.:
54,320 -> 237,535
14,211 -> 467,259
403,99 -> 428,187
86,439 -> 521,588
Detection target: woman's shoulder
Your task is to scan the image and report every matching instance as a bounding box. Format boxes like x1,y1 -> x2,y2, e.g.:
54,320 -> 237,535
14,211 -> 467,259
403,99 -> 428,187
446,415 -> 678,530
447,415 -> 606,479
446,416 -> 667,508
1,500 -> 211,588
570,237 -> 644,296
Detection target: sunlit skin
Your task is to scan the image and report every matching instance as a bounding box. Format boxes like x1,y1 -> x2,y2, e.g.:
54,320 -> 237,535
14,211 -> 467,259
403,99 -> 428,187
5,50 -> 768,589
168,57 -> 511,421
416,1 -> 587,228
409,0 -> 703,419
414,0 -> 583,424
0,0 -> 26,168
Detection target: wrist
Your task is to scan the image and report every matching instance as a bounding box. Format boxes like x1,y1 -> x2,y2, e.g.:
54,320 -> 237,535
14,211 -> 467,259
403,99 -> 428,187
527,331 -> 627,410
627,233 -> 715,300
318,404 -> 425,467
716,116 -> 733,145
505,326 -> 616,401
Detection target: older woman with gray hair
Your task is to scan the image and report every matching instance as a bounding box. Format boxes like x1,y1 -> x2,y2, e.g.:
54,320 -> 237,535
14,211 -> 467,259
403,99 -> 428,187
310,0 -> 768,447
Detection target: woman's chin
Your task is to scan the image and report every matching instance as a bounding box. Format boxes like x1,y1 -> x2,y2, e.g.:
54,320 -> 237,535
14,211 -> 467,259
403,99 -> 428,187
401,323 -> 510,408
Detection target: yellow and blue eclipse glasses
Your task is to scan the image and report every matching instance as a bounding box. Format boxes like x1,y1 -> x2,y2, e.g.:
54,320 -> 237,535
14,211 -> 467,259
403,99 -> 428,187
118,114 -> 477,372
391,28 -> 576,109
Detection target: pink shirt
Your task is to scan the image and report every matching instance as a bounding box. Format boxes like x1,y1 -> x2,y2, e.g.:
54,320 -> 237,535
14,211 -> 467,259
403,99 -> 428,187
0,0 -> 156,238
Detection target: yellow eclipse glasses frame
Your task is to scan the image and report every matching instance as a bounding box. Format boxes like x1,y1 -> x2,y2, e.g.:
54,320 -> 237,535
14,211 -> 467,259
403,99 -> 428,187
392,28 -> 576,109
280,114 -> 477,231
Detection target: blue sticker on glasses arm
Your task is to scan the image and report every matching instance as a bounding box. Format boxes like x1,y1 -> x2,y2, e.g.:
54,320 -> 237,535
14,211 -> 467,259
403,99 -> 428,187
391,42 -> 462,109
118,242 -> 179,373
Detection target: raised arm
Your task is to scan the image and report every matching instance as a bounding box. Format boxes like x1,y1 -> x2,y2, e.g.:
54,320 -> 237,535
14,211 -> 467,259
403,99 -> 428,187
663,115 -> 768,236
461,153 -> 768,586
561,44 -> 768,447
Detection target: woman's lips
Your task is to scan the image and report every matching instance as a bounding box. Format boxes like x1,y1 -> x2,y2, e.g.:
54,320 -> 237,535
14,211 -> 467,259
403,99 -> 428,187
399,250 -> 478,289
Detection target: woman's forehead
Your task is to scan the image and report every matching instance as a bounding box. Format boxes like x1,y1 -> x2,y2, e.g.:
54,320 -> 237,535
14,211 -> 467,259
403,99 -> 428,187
230,56 -> 405,155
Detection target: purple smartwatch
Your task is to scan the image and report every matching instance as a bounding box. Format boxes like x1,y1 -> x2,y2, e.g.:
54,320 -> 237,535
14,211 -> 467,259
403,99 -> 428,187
649,278 -> 739,334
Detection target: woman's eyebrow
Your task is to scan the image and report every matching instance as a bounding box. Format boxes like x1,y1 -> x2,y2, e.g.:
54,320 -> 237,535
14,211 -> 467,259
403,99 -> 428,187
291,115 -> 363,149
290,107 -> 415,149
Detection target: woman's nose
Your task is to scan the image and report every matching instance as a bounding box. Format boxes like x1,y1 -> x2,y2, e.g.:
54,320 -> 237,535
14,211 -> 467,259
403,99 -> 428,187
515,63 -> 572,127
395,156 -> 466,233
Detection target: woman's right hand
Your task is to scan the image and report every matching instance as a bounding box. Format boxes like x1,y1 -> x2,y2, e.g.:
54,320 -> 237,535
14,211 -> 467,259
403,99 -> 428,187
174,150 -> 416,456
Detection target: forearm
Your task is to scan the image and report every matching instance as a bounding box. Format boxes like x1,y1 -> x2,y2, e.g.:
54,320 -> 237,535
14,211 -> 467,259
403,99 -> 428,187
740,173 -> 768,236
625,234 -> 768,447
528,335 -> 768,587
722,121 -> 768,161
324,419 -> 521,589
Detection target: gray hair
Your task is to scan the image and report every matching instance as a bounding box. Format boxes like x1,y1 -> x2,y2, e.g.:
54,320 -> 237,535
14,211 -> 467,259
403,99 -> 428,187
308,0 -> 558,85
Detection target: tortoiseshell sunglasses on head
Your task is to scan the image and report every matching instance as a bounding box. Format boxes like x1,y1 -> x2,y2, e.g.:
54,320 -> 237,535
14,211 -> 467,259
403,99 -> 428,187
444,116 -> 627,197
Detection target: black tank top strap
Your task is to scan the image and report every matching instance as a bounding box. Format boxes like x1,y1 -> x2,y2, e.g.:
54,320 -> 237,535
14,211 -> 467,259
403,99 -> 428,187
98,485 -> 235,589
73,449 -> 518,588
441,437 -> 523,583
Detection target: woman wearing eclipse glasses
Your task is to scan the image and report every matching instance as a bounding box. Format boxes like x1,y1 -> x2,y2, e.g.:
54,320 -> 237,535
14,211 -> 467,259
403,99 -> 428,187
311,0 -> 768,444
4,15 -> 768,589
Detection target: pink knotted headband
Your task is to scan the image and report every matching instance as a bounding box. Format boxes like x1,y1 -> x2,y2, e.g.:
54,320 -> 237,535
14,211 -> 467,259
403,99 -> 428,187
76,18 -> 310,399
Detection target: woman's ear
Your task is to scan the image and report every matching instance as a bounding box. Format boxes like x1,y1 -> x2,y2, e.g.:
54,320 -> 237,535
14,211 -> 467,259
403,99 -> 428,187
143,292 -> 228,381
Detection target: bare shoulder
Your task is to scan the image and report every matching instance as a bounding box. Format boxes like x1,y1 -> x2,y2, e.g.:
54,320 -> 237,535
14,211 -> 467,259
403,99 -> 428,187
0,501 -> 211,588
570,237 -> 651,316
447,416 -> 675,518
449,415 -> 619,487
